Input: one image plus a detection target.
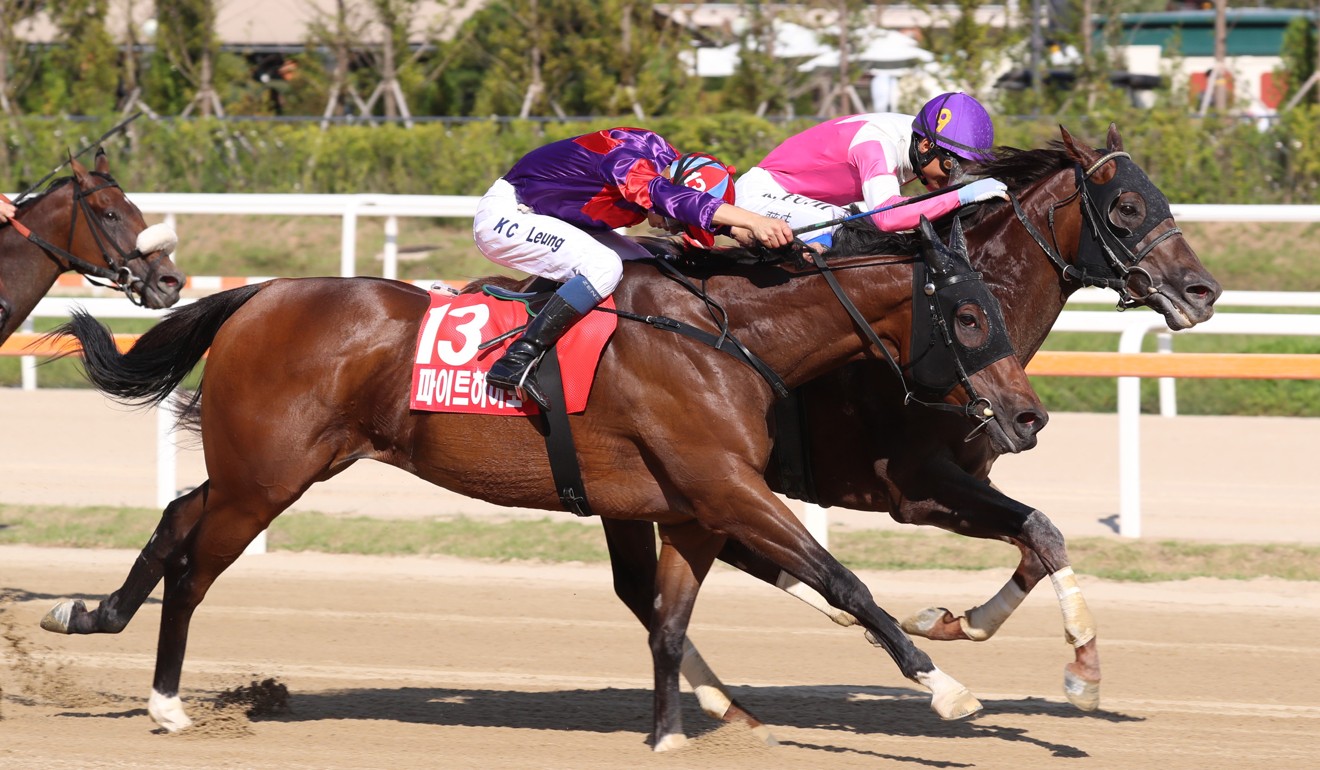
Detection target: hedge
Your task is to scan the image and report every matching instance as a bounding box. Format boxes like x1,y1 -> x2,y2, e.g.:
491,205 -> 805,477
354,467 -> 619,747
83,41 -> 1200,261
4,108 -> 1320,202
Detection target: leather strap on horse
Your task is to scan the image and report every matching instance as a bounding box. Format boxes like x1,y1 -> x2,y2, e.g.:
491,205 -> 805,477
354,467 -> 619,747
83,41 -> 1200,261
770,390 -> 820,504
535,346 -> 593,517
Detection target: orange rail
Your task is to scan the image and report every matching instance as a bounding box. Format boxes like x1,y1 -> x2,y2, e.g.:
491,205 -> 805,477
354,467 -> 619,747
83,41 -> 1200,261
1027,351 -> 1320,380
4,333 -> 1319,380
0,333 -> 139,357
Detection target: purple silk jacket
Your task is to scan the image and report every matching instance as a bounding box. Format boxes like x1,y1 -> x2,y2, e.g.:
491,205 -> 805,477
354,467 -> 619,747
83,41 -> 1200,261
502,127 -> 723,233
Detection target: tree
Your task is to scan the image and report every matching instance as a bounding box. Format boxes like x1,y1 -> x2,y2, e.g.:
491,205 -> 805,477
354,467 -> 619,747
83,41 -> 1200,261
447,0 -> 695,118
145,0 -> 228,116
1279,10 -> 1319,109
0,0 -> 41,116
38,0 -> 120,115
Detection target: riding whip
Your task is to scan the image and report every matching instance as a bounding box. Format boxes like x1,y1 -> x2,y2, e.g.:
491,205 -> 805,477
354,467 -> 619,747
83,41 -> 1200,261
14,111 -> 145,204
791,181 -> 971,236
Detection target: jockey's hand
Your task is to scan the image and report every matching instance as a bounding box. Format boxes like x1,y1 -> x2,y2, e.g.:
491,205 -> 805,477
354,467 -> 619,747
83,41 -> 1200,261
0,199 -> 15,223
957,178 -> 1009,206
647,212 -> 684,235
710,204 -> 793,249
746,214 -> 794,249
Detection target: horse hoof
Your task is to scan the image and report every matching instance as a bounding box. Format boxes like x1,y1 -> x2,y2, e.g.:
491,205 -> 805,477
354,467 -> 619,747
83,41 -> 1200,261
900,607 -> 952,639
653,733 -> 688,752
1064,668 -> 1101,711
931,687 -> 983,721
148,690 -> 193,733
40,600 -> 85,634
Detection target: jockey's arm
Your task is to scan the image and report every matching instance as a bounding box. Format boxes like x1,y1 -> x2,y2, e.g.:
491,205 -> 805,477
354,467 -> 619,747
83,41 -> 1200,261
852,138 -> 961,234
712,204 -> 793,248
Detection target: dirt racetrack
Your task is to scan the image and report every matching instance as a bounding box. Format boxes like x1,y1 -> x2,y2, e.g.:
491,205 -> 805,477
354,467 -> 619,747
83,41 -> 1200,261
2,390 -> 1320,768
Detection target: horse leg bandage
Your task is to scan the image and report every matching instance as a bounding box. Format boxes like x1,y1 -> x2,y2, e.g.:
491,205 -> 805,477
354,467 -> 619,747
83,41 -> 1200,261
1050,567 -> 1096,647
959,578 -> 1029,641
776,571 -> 857,627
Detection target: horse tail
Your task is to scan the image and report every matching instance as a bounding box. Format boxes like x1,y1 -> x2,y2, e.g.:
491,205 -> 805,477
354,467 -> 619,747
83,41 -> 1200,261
54,283 -> 266,408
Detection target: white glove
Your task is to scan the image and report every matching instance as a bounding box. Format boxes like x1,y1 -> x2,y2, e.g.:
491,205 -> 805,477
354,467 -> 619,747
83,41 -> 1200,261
957,178 -> 1009,205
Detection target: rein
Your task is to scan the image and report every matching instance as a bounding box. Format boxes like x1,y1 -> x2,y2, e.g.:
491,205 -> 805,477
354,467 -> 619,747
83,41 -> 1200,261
1010,150 -> 1183,309
7,175 -> 160,306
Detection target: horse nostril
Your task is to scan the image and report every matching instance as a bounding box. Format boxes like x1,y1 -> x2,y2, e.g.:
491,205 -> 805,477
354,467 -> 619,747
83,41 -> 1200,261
1016,409 -> 1046,436
159,274 -> 182,291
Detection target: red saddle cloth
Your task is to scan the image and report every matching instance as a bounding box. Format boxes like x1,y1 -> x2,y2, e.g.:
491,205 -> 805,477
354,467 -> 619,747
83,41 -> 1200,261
410,289 -> 617,415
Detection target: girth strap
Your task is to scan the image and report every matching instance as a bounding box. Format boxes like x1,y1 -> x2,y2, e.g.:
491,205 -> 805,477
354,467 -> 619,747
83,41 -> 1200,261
535,347 -> 593,517
770,389 -> 819,505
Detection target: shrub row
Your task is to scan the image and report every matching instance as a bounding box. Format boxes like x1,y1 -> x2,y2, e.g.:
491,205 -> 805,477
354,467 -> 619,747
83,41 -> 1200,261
3,108 -> 1320,202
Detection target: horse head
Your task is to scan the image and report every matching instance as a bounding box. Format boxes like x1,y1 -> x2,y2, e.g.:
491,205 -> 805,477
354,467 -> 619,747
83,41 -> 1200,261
912,216 -> 1046,454
60,149 -> 185,308
1058,124 -> 1221,330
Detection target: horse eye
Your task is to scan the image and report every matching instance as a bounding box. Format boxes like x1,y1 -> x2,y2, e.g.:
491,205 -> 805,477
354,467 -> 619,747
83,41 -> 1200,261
957,312 -> 978,328
1120,203 -> 1138,216
105,210 -> 119,220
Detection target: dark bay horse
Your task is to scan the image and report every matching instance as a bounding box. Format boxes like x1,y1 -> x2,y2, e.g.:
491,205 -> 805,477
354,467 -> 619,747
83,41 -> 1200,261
44,217 -> 1045,747
0,149 -> 184,344
603,124 -> 1222,727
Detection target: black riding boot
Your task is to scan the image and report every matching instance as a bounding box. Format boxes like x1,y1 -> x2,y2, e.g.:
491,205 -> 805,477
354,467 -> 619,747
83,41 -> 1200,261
486,293 -> 586,409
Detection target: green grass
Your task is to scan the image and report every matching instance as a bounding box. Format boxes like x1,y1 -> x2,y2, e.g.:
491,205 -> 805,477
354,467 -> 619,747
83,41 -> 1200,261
4,504 -> 1318,583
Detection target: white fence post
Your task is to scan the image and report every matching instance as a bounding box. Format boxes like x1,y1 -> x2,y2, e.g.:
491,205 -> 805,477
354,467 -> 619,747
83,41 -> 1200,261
155,394 -> 178,509
1157,332 -> 1177,417
383,215 -> 399,280
340,200 -> 359,278
803,503 -> 829,549
20,316 -> 36,391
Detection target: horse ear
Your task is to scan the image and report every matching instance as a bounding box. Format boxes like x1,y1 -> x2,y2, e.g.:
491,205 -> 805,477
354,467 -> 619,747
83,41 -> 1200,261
1106,123 -> 1124,153
948,215 -> 968,258
94,146 -> 110,174
918,215 -> 952,276
70,152 -> 90,185
1059,124 -> 1098,167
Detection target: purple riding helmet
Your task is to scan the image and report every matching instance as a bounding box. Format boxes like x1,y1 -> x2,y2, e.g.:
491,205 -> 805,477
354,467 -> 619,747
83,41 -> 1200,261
912,92 -> 995,164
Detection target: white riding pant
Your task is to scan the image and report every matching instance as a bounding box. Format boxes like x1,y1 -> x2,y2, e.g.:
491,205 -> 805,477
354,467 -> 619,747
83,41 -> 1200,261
473,178 -> 652,297
734,166 -> 850,240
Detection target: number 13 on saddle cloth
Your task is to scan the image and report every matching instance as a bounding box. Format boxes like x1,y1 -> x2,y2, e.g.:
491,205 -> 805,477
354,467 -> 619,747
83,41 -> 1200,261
410,289 -> 617,415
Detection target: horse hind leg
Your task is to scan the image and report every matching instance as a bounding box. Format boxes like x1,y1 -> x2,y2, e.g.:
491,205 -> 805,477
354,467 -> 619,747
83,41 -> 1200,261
649,522 -> 727,752
147,486 -> 289,732
42,484 -> 210,635
599,519 -> 772,741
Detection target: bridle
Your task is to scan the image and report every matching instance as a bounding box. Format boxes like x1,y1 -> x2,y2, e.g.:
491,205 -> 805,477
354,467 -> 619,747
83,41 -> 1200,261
12,173 -> 165,306
811,243 -> 1013,431
1011,150 -> 1183,309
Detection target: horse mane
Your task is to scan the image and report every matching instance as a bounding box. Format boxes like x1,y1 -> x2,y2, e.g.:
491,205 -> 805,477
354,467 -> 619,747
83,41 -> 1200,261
970,143 -> 1074,190
13,170 -> 119,212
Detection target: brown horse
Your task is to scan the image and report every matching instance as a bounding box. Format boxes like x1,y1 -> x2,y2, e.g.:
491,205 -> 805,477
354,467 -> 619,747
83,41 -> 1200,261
601,124 -> 1222,728
44,216 -> 1044,747
0,149 -> 184,344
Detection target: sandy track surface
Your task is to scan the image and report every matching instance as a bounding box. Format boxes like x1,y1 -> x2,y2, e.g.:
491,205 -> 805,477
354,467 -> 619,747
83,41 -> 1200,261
3,546 -> 1320,769
2,390 -> 1320,767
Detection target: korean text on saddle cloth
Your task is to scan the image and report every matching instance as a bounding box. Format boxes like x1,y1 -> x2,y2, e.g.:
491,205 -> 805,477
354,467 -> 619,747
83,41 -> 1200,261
409,290 -> 616,415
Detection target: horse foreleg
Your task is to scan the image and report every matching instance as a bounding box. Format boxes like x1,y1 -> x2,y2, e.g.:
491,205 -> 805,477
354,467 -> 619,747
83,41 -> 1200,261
599,519 -> 768,734
149,489 -> 276,732
710,486 -> 981,721
649,522 -> 726,752
902,543 -> 1040,642
42,484 -> 209,635
1021,510 -> 1101,711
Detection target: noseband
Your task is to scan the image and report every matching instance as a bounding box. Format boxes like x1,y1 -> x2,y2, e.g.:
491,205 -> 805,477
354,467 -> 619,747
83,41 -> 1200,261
19,173 -> 161,306
1011,150 -> 1183,308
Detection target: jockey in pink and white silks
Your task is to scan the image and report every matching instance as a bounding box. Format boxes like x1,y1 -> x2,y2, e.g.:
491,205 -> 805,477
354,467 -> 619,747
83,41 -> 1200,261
736,92 -> 1009,248
473,126 -> 793,409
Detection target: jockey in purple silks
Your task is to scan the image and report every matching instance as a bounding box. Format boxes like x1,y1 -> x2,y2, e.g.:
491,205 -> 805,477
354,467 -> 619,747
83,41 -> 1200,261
736,92 -> 1010,249
473,126 -> 793,409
